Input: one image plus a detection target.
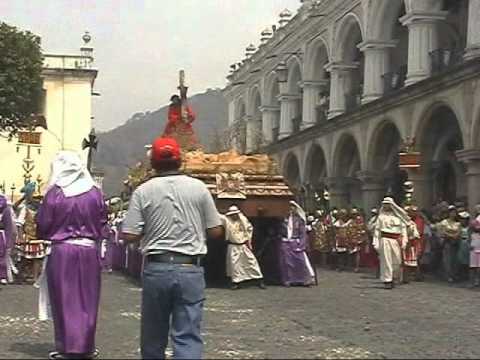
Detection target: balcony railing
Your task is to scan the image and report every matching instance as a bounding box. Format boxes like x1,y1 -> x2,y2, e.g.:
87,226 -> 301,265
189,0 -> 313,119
382,65 -> 407,95
316,105 -> 328,124
292,116 -> 302,133
272,127 -> 280,142
430,48 -> 464,75
345,92 -> 362,112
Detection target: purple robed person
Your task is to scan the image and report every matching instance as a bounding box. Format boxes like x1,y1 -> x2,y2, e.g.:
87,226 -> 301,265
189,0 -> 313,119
36,151 -> 109,360
278,201 -> 315,286
0,195 -> 16,284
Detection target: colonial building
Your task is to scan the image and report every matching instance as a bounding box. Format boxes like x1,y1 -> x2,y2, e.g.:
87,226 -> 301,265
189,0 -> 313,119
0,32 -> 98,199
223,0 -> 480,213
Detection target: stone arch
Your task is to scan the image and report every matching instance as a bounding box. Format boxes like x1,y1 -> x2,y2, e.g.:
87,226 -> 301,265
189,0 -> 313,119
335,13 -> 364,62
264,72 -> 280,106
367,120 -> 406,203
234,96 -> 246,120
247,86 -> 263,151
303,143 -> 328,211
367,120 -> 403,171
264,72 -> 281,141
233,97 -> 247,153
333,133 -> 361,178
368,0 -> 406,40
332,132 -> 363,206
305,142 -> 328,184
334,13 -> 364,111
304,36 -> 330,81
440,0 -> 469,50
247,85 -> 262,115
286,57 -> 303,133
416,103 -> 466,205
283,152 -> 302,191
287,56 -> 303,93
366,0 -> 409,93
414,99 -> 467,147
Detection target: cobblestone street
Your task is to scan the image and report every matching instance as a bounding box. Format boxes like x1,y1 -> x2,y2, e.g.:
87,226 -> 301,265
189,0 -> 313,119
1,269 -> 479,359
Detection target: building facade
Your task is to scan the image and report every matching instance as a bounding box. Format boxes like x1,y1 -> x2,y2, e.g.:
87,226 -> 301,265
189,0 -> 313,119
0,34 -> 98,199
223,0 -> 480,212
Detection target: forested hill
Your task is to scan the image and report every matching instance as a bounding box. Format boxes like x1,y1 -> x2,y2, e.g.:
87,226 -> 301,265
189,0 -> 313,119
94,88 -> 228,196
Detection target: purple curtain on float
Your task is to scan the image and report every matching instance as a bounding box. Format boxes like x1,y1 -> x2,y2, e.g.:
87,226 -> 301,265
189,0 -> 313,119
36,186 -> 109,355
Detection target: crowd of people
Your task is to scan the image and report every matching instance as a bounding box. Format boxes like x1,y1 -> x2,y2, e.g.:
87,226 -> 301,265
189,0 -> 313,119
305,198 -> 480,289
1,135 -> 480,359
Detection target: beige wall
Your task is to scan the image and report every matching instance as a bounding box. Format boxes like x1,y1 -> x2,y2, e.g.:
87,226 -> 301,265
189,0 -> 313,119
0,55 -> 97,199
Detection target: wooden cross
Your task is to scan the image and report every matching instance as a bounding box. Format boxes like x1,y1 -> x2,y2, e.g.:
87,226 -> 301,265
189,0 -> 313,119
178,70 -> 189,123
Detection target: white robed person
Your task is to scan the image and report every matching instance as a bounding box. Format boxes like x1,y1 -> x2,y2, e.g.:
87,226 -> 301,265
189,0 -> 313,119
221,205 -> 266,290
372,197 -> 410,289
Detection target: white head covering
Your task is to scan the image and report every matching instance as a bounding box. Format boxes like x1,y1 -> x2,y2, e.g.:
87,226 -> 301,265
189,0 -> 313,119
48,151 -> 96,198
226,205 -> 241,216
289,200 -> 306,222
379,197 -> 411,225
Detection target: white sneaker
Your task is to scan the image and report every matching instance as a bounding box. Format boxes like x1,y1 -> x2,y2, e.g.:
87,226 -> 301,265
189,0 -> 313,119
0,279 -> 8,285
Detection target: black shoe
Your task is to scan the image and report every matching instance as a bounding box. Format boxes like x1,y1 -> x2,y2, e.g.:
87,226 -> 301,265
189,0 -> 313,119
258,281 -> 266,289
384,282 -> 393,290
230,283 -> 240,290
49,352 -> 68,360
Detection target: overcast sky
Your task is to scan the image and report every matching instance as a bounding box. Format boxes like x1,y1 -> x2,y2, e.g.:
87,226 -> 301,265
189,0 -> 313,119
0,0 -> 300,131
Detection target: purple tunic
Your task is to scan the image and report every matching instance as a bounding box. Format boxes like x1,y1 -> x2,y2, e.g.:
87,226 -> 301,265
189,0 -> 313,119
278,215 -> 311,286
0,196 -> 15,280
36,186 -> 108,355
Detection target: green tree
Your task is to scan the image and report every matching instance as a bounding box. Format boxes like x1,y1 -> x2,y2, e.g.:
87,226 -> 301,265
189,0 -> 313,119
0,22 -> 43,135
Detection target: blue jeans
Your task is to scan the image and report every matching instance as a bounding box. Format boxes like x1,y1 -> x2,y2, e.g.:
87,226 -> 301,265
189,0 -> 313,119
141,262 -> 205,359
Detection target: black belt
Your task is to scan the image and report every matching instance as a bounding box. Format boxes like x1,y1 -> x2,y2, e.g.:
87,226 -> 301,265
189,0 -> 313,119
147,252 -> 202,266
227,241 -> 248,246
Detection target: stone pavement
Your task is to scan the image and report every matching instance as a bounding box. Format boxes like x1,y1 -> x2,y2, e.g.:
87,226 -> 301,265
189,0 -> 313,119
0,269 -> 479,359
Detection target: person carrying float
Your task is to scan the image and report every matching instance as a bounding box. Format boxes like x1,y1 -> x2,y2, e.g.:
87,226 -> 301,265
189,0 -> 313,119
221,205 -> 266,290
278,201 -> 315,286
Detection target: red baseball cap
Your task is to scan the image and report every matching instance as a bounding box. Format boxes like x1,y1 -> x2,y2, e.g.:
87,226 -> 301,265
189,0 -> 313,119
151,137 -> 181,161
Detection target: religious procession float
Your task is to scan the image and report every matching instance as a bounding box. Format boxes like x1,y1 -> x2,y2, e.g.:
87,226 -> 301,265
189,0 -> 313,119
109,71 -> 294,284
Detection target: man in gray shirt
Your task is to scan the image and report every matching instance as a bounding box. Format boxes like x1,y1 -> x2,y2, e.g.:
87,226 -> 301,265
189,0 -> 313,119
122,137 -> 223,360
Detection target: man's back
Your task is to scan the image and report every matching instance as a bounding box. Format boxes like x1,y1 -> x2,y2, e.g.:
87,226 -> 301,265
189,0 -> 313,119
123,174 -> 219,256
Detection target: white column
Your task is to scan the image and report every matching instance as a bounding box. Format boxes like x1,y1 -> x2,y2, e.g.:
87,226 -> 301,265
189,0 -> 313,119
245,115 -> 258,154
405,168 -> 431,209
358,41 -> 396,103
400,11 -> 447,86
260,105 -> 280,144
325,62 -> 357,119
457,149 -> 480,212
465,0 -> 480,60
302,80 -> 329,129
325,177 -> 349,209
357,171 -> 386,212
278,94 -> 301,139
